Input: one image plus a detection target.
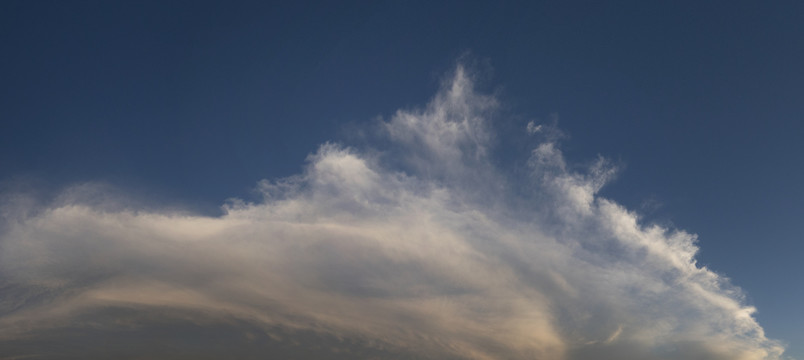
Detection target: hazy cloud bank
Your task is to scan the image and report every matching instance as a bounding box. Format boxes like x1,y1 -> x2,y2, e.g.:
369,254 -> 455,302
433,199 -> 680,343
0,66 -> 786,359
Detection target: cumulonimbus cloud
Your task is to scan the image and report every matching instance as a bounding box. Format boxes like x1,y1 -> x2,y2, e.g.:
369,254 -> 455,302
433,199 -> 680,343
0,66 -> 787,359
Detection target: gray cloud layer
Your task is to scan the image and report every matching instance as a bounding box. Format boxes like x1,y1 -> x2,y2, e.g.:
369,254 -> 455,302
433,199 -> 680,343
0,67 -> 786,359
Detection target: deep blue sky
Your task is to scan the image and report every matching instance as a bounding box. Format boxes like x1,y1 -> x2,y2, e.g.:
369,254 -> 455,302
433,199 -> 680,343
2,1 -> 803,357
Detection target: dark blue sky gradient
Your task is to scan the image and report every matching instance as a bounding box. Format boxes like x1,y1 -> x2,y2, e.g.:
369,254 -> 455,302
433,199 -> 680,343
2,1 -> 803,356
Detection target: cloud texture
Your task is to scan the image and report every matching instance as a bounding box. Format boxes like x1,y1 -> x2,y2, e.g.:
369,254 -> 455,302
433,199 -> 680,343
0,67 -> 786,359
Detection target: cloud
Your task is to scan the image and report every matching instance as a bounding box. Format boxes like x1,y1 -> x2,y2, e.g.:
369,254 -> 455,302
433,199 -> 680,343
0,66 -> 787,359
526,121 -> 542,135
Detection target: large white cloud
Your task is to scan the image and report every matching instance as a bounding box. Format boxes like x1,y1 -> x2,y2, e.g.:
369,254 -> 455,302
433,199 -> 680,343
0,66 -> 787,359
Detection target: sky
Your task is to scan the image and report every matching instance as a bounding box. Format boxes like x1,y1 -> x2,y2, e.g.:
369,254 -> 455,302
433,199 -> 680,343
1,1 -> 803,359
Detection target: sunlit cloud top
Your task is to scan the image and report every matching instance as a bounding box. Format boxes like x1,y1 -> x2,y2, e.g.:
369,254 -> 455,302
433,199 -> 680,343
0,66 -> 786,359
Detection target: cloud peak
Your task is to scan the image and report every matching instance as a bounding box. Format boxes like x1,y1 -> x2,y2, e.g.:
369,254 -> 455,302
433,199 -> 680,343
0,66 -> 786,359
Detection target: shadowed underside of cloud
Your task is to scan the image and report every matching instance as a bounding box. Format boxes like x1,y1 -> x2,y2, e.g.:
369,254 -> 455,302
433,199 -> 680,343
0,66 -> 786,359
